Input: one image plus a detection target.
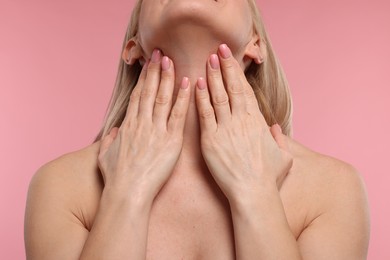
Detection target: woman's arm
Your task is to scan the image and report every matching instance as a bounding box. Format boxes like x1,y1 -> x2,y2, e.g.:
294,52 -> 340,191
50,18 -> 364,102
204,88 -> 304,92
195,44 -> 369,259
25,50 -> 191,260
229,161 -> 369,260
230,183 -> 301,259
80,51 -> 191,259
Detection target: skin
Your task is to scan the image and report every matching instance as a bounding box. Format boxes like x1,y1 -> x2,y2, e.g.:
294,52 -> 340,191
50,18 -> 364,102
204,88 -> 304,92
24,0 -> 370,259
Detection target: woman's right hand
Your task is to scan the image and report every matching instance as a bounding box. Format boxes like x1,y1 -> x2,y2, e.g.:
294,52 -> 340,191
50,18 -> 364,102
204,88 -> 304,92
97,49 -> 191,205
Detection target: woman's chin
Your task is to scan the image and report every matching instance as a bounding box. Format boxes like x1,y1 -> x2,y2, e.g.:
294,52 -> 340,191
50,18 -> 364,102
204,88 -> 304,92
138,0 -> 249,58
159,0 -> 219,26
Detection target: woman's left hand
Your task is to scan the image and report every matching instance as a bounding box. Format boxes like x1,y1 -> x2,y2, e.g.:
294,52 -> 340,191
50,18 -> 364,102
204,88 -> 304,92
195,44 -> 293,204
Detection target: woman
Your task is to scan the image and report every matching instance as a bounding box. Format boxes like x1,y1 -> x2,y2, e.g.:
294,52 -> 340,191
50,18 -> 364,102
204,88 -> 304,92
24,0 -> 370,259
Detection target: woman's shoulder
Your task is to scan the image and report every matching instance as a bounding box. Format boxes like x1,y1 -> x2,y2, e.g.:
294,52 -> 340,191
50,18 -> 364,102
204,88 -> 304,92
288,136 -> 363,182
34,141 -> 101,178
28,141 -> 102,205
286,136 -> 368,216
25,141 -> 104,240
285,137 -> 370,252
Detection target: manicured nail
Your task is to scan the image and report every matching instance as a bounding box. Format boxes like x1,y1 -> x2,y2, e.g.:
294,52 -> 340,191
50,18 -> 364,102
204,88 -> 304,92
151,49 -> 162,63
209,54 -> 220,70
181,77 -> 189,89
197,77 -> 207,90
161,56 -> 170,71
219,44 -> 232,59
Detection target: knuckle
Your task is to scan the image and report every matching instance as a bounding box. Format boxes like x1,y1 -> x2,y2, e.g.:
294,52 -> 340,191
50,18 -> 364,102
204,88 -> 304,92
200,108 -> 215,119
223,60 -> 235,70
213,94 -> 229,106
130,89 -> 141,102
160,70 -> 174,81
155,94 -> 170,105
209,72 -> 221,80
245,87 -> 256,100
140,88 -> 155,99
170,108 -> 184,120
221,57 -> 241,72
176,89 -> 189,99
147,63 -> 161,73
228,82 -> 244,94
196,91 -> 209,101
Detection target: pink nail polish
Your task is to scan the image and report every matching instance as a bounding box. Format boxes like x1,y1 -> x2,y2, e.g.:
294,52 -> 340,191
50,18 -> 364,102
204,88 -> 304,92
197,78 -> 207,90
219,44 -> 232,59
209,54 -> 220,70
151,49 -> 161,63
181,77 -> 189,89
161,56 -> 170,71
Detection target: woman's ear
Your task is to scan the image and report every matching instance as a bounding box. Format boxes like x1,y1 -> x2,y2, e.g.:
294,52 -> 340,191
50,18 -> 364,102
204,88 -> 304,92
122,37 -> 144,65
242,34 -> 265,68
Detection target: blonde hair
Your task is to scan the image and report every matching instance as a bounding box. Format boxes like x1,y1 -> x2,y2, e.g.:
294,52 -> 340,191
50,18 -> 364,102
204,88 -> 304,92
93,0 -> 292,142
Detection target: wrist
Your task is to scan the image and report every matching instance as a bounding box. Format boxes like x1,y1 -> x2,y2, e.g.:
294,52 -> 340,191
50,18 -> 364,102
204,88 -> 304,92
228,181 -> 279,215
101,185 -> 154,214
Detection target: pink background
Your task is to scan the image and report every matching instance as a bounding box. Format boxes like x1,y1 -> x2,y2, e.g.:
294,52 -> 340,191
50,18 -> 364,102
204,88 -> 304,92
1,0 -> 389,259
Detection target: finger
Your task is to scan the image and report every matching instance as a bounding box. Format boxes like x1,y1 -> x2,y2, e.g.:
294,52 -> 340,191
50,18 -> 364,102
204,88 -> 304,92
122,61 -> 148,127
110,127 -> 120,139
270,124 -> 289,152
167,77 -> 191,134
195,77 -> 217,132
207,54 -> 231,124
270,124 -> 293,187
153,56 -> 175,128
99,127 -> 119,157
217,44 -> 246,116
138,49 -> 162,120
221,44 -> 268,127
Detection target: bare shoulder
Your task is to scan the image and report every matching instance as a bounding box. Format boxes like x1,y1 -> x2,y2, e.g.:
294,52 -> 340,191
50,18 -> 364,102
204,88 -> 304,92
284,137 -> 370,258
26,141 -> 102,229
25,141 -> 103,258
29,141 -> 101,190
287,136 -> 368,199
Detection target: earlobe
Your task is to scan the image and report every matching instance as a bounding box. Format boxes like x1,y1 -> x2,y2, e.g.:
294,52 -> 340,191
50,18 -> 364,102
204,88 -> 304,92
122,37 -> 144,65
243,34 -> 265,67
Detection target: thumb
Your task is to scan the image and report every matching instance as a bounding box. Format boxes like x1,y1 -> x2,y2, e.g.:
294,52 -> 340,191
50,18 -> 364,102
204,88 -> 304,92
270,124 -> 293,169
270,124 -> 293,188
109,127 -> 120,139
270,124 -> 289,152
99,127 -> 120,156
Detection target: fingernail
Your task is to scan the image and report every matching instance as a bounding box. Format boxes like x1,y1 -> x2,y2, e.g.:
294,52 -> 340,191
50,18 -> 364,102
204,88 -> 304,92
219,44 -> 232,59
197,77 -> 207,90
151,49 -> 162,63
209,54 -> 220,70
161,56 -> 170,70
181,77 -> 189,89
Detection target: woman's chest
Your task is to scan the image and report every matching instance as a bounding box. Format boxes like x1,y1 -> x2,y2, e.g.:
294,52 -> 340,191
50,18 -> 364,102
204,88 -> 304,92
145,169 -> 236,259
85,166 -> 307,260
143,167 -> 306,259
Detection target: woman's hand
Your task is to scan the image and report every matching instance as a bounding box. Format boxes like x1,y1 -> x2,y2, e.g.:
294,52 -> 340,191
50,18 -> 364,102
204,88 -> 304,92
195,44 -> 292,204
97,49 -> 191,204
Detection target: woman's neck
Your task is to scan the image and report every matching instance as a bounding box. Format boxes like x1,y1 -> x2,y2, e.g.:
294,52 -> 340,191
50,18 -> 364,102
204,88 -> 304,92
169,47 -> 214,167
152,29 -> 225,167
